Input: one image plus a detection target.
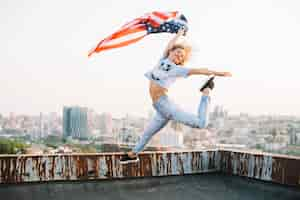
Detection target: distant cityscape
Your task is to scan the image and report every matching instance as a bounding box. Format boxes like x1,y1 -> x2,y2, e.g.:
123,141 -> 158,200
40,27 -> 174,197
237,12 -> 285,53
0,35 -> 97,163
0,105 -> 300,156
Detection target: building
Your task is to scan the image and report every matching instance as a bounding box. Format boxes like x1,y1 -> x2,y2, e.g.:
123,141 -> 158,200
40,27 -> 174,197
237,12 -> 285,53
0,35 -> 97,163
99,113 -> 113,134
117,126 -> 140,145
210,105 -> 228,129
39,112 -> 44,139
63,106 -> 89,139
160,121 -> 184,148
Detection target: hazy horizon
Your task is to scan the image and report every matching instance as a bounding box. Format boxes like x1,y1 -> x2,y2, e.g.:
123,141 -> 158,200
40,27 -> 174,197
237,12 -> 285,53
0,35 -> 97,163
1,0 -> 300,118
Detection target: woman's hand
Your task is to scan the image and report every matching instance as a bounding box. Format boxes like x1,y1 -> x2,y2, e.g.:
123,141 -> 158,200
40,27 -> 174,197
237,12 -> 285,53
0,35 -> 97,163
177,27 -> 186,36
215,71 -> 232,77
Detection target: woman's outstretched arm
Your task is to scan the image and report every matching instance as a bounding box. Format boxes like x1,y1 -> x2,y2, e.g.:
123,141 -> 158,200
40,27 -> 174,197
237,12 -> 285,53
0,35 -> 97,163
162,28 -> 186,57
188,68 -> 232,77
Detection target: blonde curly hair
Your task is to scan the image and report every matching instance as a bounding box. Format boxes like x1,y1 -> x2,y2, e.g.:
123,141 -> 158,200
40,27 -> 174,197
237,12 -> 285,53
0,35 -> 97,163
165,42 -> 192,65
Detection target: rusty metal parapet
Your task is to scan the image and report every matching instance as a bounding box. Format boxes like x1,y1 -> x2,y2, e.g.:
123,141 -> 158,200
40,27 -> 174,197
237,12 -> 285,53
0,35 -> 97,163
0,150 -> 220,184
1,149 -> 299,186
220,149 -> 300,186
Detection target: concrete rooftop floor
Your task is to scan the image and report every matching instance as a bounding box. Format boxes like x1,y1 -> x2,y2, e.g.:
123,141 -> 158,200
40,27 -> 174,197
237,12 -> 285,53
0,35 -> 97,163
1,173 -> 299,200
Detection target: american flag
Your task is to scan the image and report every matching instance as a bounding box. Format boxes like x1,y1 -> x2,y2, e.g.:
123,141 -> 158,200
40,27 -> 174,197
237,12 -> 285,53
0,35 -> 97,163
88,11 -> 188,57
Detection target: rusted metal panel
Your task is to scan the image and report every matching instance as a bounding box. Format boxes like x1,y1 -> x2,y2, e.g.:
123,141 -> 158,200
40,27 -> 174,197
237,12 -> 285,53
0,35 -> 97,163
220,150 -> 300,187
271,157 -> 300,186
0,150 -> 220,184
1,150 -> 299,186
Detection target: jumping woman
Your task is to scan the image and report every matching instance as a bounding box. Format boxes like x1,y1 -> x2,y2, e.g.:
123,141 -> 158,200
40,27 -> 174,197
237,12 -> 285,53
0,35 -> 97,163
120,28 -> 232,164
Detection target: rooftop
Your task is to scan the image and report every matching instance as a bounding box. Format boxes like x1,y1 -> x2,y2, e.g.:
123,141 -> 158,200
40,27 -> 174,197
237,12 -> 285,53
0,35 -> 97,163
2,173 -> 300,200
0,149 -> 299,199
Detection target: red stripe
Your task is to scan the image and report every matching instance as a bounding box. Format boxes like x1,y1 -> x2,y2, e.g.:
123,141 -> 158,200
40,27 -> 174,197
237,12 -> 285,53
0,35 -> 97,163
147,18 -> 160,27
88,25 -> 146,56
109,24 -> 146,40
121,18 -> 143,29
152,11 -> 169,20
93,35 -> 146,52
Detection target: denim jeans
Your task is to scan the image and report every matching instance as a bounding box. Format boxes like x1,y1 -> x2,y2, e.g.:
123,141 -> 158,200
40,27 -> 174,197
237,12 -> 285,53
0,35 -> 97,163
133,95 -> 210,153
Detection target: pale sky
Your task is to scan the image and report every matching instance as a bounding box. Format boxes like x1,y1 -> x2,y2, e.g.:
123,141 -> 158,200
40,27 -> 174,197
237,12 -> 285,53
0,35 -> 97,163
1,0 -> 300,118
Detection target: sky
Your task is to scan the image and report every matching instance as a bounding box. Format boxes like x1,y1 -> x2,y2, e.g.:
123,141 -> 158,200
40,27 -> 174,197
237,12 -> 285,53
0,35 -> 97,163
0,0 -> 300,118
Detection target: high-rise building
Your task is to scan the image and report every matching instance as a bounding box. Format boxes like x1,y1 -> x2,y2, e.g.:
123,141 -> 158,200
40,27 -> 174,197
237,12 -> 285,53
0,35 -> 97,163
87,109 -> 96,131
63,106 -> 89,139
99,113 -> 113,134
39,112 -> 44,139
7,112 -> 17,129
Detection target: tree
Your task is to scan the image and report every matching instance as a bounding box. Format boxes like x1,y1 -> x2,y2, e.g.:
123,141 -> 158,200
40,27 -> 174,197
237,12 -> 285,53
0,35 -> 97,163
43,135 -> 63,148
0,138 -> 28,154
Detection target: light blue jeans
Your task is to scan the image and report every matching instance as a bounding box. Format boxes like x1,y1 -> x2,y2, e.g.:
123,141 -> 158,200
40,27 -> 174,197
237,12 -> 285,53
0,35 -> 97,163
133,95 -> 210,153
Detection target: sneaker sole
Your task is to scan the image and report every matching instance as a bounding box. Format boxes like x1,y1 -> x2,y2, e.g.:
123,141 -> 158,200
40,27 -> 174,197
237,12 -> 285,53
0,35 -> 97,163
200,75 -> 215,92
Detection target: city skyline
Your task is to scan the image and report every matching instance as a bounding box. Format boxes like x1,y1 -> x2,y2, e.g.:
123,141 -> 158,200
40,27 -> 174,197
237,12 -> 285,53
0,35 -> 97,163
1,0 -> 300,117
1,101 -> 299,154
0,104 -> 298,119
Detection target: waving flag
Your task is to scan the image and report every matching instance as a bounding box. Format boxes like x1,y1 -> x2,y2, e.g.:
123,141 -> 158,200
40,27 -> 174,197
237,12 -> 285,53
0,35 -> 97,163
88,11 -> 188,57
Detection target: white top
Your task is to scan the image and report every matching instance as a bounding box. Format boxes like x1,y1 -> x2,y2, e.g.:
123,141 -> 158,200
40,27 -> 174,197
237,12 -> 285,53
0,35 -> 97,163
144,58 -> 190,89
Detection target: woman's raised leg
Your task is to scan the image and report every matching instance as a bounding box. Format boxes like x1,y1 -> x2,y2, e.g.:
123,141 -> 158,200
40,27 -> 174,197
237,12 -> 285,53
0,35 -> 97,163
155,92 -> 211,129
197,89 -> 211,128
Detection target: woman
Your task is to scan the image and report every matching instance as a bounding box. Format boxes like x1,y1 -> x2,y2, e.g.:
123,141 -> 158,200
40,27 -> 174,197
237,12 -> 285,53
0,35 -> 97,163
120,28 -> 232,164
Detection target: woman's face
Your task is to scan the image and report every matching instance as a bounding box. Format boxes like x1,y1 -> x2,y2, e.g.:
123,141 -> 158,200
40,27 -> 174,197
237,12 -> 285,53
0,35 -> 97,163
168,47 -> 186,65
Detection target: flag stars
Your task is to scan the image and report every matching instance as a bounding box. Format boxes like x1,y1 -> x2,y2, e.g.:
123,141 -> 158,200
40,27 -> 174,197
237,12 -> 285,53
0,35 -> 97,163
145,17 -> 188,34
